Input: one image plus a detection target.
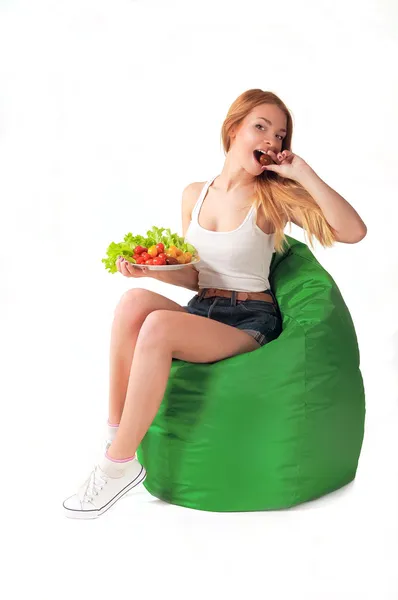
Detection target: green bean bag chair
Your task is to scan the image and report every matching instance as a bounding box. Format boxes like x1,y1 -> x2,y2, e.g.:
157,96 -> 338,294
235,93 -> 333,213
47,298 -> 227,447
137,235 -> 366,511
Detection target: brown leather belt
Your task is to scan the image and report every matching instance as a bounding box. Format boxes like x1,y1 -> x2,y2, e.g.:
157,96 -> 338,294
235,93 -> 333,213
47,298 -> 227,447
199,287 -> 274,303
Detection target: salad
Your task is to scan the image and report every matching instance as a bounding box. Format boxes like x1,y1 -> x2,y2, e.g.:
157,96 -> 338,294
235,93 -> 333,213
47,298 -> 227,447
102,226 -> 198,273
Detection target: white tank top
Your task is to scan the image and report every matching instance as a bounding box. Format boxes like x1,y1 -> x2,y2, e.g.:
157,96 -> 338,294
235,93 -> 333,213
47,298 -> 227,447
185,175 -> 275,292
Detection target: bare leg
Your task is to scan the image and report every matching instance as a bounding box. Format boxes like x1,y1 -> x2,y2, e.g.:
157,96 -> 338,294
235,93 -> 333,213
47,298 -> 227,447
108,288 -> 187,424
63,306 -> 259,520
108,308 -> 260,459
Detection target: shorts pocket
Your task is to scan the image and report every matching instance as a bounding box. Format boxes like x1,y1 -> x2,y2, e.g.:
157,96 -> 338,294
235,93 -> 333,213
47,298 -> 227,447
268,313 -> 280,332
238,303 -> 281,332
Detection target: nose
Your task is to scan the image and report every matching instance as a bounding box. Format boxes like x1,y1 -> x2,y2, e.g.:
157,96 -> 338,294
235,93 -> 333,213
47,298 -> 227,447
263,140 -> 277,153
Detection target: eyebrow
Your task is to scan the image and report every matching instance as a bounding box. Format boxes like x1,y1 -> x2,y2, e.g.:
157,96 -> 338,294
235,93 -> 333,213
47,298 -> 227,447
256,117 -> 287,133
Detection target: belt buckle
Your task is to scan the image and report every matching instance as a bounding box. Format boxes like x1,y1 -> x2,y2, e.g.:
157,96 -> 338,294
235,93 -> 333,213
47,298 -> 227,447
239,292 -> 249,301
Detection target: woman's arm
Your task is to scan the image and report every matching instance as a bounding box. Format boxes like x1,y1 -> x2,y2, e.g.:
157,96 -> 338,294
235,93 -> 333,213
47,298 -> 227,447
295,167 -> 367,243
150,182 -> 200,291
151,264 -> 199,291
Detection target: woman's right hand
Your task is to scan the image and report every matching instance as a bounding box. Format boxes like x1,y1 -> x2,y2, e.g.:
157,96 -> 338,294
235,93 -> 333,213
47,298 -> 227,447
116,256 -> 149,278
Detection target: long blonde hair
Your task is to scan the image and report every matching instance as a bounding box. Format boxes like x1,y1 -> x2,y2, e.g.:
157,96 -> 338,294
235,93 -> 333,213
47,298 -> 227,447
221,89 -> 338,253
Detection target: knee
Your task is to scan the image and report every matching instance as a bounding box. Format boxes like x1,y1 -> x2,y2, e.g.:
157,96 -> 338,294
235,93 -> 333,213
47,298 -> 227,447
114,288 -> 150,320
137,310 -> 173,347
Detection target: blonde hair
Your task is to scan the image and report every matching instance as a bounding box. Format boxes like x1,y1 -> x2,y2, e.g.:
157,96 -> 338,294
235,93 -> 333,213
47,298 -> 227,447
221,89 -> 338,253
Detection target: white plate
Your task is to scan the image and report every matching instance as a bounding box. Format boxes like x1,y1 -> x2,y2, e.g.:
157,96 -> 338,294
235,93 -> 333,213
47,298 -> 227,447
127,256 -> 201,271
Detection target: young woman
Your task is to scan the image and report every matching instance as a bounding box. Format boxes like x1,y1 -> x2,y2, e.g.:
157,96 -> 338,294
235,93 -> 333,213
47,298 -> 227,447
63,89 -> 367,519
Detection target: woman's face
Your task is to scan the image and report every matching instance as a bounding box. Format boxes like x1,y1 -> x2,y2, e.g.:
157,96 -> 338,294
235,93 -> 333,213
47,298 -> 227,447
230,103 -> 288,176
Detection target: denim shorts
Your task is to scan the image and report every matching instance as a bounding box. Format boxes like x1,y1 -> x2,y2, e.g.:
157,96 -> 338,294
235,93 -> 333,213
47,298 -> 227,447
183,288 -> 283,347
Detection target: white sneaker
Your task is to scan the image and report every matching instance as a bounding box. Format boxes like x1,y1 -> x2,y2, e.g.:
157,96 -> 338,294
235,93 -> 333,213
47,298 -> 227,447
63,457 -> 146,519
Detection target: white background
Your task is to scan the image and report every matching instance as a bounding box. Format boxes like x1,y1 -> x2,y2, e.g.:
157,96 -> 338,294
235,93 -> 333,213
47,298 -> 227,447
1,0 -> 397,598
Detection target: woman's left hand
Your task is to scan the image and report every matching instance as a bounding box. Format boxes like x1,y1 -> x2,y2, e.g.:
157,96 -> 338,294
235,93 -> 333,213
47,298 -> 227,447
262,150 -> 311,182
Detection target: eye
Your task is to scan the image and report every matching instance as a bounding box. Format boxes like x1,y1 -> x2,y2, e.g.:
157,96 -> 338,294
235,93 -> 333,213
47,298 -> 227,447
256,124 -> 284,141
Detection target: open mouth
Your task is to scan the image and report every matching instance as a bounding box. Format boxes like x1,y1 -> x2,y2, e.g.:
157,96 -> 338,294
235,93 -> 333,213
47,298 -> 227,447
253,149 -> 273,166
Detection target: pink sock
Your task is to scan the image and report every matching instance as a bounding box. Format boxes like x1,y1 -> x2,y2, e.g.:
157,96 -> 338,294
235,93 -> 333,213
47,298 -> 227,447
105,449 -> 135,463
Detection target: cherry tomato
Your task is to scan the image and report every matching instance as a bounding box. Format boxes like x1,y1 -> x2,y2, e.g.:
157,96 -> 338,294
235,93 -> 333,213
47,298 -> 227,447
152,257 -> 165,265
145,259 -> 154,265
141,252 -> 151,261
134,246 -> 147,255
136,257 -> 146,264
156,243 -> 165,253
148,245 -> 158,257
183,251 -> 192,263
157,252 -> 167,260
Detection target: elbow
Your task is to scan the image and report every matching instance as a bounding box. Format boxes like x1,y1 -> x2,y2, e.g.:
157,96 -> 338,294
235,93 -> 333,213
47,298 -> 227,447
340,224 -> 367,244
353,224 -> 367,243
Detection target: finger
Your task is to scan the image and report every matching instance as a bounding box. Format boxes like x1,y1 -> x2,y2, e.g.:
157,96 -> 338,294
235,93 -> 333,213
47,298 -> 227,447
277,150 -> 293,161
134,264 -> 149,276
125,260 -> 139,276
262,163 -> 279,172
125,260 -> 146,277
276,151 -> 290,163
281,151 -> 294,163
136,266 -> 148,277
120,259 -> 132,277
267,150 -> 282,164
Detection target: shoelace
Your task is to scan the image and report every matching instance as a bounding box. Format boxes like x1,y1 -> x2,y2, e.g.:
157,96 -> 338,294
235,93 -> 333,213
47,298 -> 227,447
83,465 -> 109,503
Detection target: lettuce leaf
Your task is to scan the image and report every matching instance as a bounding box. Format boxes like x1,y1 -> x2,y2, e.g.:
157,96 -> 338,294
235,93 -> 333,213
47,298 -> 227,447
101,226 -> 197,273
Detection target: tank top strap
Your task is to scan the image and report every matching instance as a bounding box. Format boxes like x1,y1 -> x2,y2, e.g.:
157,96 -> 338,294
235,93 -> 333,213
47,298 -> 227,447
191,175 -> 218,218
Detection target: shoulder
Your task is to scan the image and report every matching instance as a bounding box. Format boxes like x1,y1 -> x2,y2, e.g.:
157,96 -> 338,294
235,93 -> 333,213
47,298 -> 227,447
182,181 -> 206,199
181,181 -> 206,237
181,181 -> 206,215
